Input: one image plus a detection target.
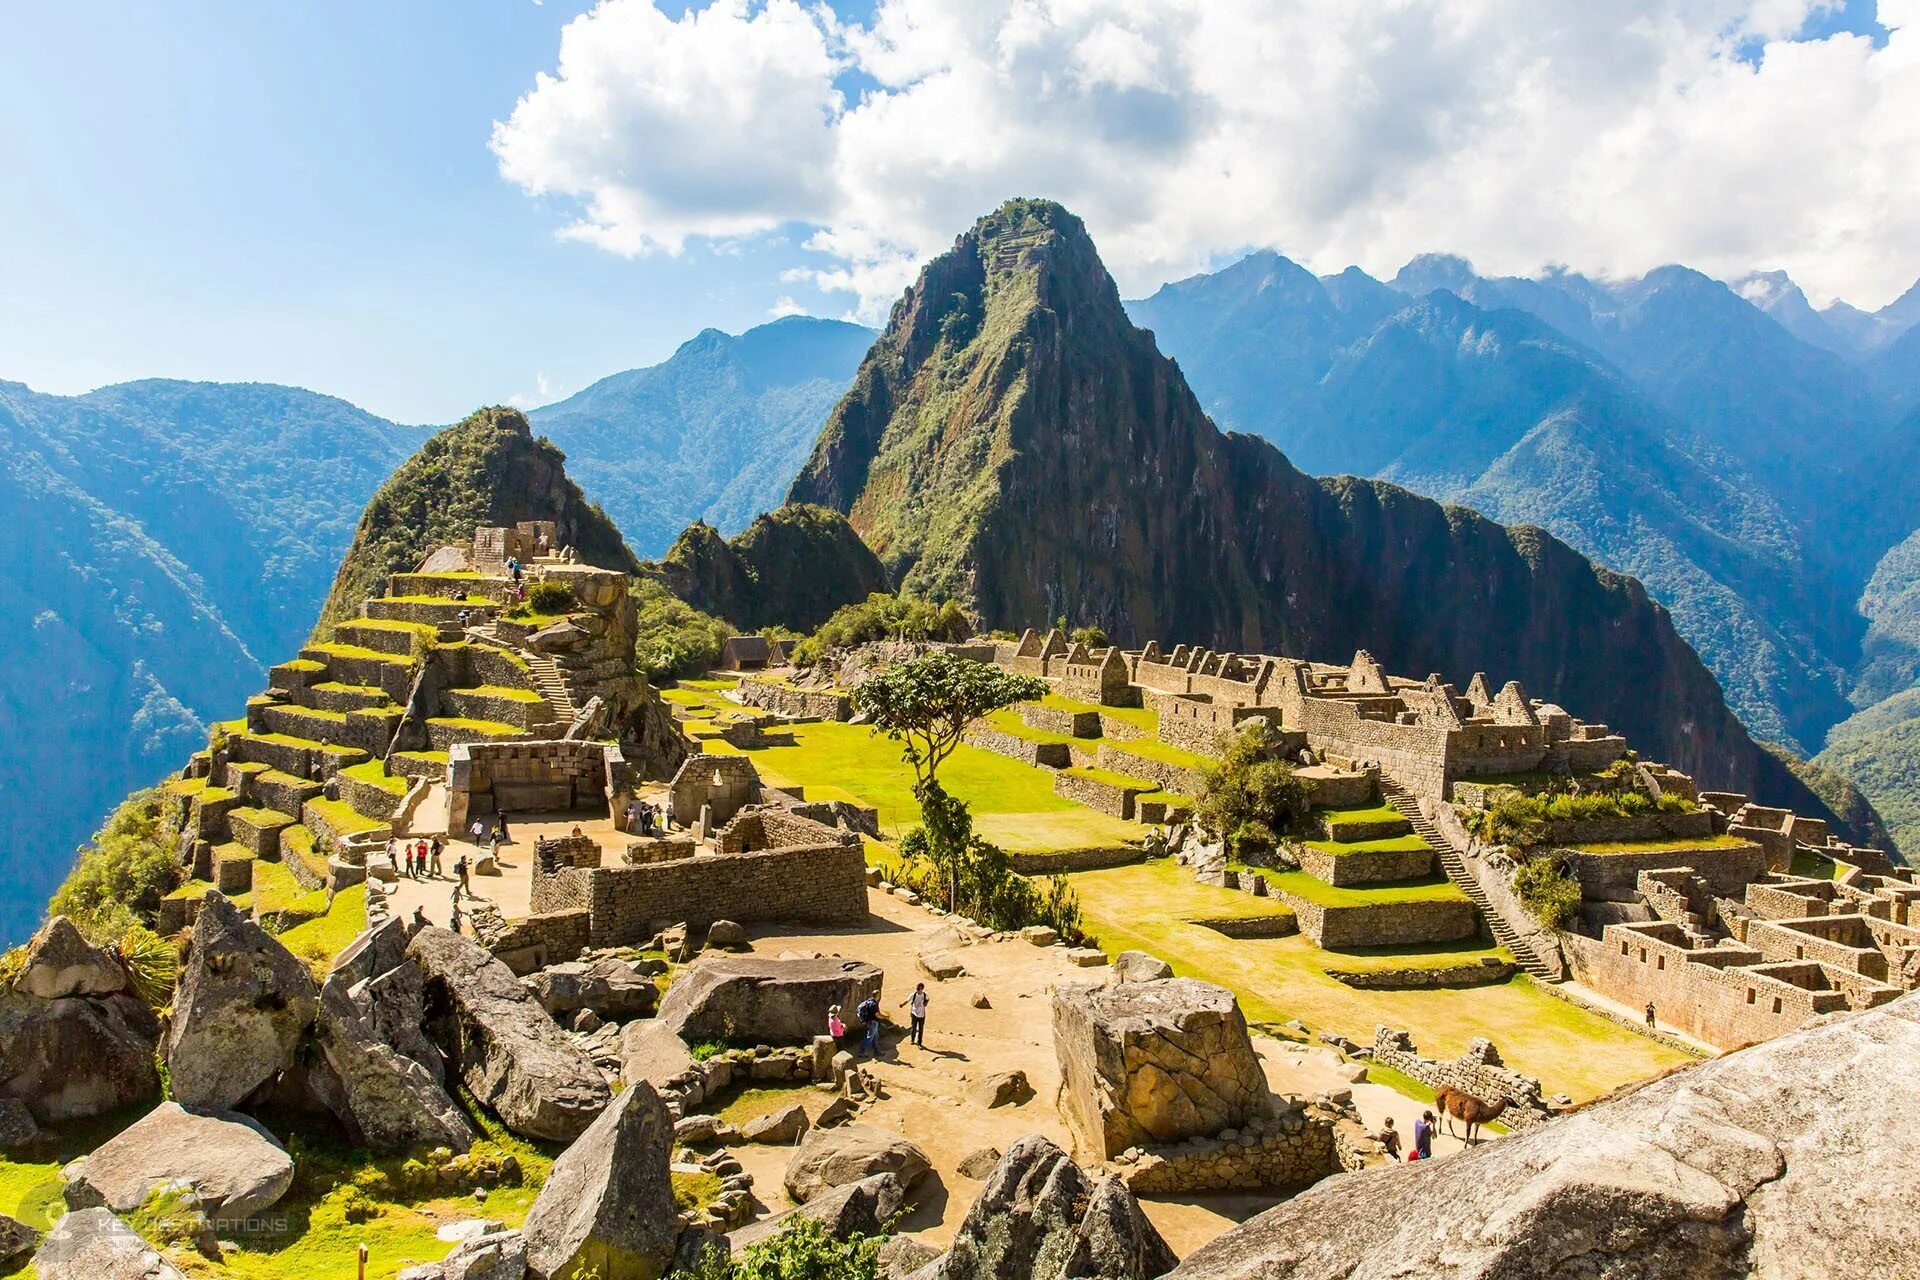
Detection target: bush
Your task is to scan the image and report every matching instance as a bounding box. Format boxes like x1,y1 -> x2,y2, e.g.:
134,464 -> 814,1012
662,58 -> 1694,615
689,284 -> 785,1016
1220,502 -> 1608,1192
1465,785 -> 1697,848
632,577 -> 732,680
1194,721 -> 1307,861
1068,624 -> 1109,648
527,580 -> 576,614
1512,856 -> 1582,932
672,1213 -> 886,1280
789,593 -> 970,666
50,790 -> 177,940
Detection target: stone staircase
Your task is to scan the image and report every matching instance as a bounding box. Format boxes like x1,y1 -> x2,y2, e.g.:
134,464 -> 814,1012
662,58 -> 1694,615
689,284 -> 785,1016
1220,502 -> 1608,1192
524,652 -> 578,725
1380,779 -> 1562,982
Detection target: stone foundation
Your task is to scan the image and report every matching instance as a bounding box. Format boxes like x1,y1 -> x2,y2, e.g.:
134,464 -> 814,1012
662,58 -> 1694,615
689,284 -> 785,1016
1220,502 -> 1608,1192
736,679 -> 852,721
1280,895 -> 1479,948
1114,1099 -> 1347,1194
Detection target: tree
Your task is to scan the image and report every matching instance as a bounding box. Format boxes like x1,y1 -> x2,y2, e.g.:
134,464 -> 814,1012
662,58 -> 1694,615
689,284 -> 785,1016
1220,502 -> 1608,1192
1195,719 -> 1308,861
852,653 -> 1045,906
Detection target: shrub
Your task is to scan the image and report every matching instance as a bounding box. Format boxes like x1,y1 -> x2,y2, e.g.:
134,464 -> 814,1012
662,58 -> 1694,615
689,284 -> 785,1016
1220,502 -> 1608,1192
1194,720 -> 1307,861
632,577 -> 732,680
1513,856 -> 1582,932
527,580 -> 576,615
50,790 -> 177,940
1466,784 -> 1696,847
672,1213 -> 886,1280
789,593 -> 970,666
1068,624 -> 1109,649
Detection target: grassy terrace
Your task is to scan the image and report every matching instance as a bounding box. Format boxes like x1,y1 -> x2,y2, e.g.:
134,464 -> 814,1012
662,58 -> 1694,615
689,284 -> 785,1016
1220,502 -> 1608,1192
1263,869 -> 1466,908
1103,735 -> 1217,769
281,824 -> 327,881
306,641 -> 414,665
164,775 -> 208,798
279,883 -> 371,974
1038,692 -> 1157,733
341,760 -> 409,796
305,796 -> 386,836
1058,764 -> 1155,790
983,707 -> 1079,745
1302,834 -> 1432,856
241,731 -> 367,761
381,592 -> 497,604
462,683 -> 544,702
1563,833 -> 1755,854
1066,860 -> 1691,1101
251,858 -> 329,921
426,716 -> 524,737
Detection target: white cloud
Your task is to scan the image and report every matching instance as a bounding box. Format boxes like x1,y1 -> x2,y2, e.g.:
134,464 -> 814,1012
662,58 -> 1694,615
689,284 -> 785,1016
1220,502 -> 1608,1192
768,295 -> 807,317
494,0 -> 1920,313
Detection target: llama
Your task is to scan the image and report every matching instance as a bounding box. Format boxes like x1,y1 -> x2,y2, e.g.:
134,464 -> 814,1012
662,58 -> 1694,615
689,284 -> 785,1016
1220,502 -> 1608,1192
1432,1085 -> 1510,1143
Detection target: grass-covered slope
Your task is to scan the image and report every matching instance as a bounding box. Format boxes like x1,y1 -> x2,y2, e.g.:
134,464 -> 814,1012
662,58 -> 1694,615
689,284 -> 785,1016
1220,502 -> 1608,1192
313,405 -> 637,633
648,503 -> 889,632
787,198 -> 1838,814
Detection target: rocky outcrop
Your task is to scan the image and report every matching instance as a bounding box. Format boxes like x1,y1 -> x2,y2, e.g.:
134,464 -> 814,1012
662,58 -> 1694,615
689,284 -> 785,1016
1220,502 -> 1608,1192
650,503 -> 889,632
62,1102 -> 294,1220
315,960 -> 478,1154
729,1171 -> 905,1252
0,1211 -> 38,1265
166,892 -> 319,1112
30,1206 -> 188,1280
398,1228 -> 528,1280
783,1124 -> 930,1204
968,1071 -> 1034,1110
408,926 -> 610,1142
521,1083 -> 687,1280
1053,978 -> 1268,1159
0,987 -> 160,1125
1109,952 -> 1173,985
657,955 -> 883,1046
524,958 -> 659,1023
618,1020 -> 696,1090
15,917 -> 125,1000
1167,990 -> 1920,1279
903,1135 -> 1176,1280
740,1102 -> 809,1145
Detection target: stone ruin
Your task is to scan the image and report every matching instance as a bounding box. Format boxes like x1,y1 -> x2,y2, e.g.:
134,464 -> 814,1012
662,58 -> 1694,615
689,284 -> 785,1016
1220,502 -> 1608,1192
1367,1027 -> 1555,1129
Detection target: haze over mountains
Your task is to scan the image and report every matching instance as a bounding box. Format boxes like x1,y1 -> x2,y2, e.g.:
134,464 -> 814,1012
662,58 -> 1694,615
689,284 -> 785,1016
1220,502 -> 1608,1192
6,207 -> 1919,940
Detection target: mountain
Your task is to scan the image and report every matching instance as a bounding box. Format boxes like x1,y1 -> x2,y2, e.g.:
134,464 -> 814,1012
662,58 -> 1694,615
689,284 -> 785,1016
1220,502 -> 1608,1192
1129,256 -> 1854,751
789,198 -> 1837,815
315,406 -> 638,631
0,379 -> 417,944
531,317 -> 875,557
1821,277 -> 1920,357
649,504 -> 888,632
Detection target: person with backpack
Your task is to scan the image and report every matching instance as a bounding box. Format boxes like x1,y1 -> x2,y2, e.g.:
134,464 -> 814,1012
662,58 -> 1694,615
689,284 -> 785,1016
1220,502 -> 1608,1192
899,982 -> 929,1047
856,994 -> 882,1057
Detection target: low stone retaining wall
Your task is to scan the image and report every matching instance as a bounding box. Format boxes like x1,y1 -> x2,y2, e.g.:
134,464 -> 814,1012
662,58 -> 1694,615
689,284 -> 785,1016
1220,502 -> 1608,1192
1189,913 -> 1298,939
1114,1100 -> 1346,1194
966,725 -> 1071,768
1137,797 -> 1194,824
1369,1028 -> 1553,1129
337,773 -> 404,822
1293,844 -> 1434,886
1318,813 -> 1410,842
226,807 -> 294,859
1006,847 -> 1143,874
737,679 -> 852,721
472,907 -> 590,974
1022,703 -> 1100,737
1557,842 -> 1767,900
1538,810 -> 1716,846
1298,768 -> 1379,809
1053,769 -> 1146,818
248,771 -> 323,816
1281,895 -> 1479,948
1096,744 -> 1206,797
445,687 -> 553,730
1324,958 -> 1516,989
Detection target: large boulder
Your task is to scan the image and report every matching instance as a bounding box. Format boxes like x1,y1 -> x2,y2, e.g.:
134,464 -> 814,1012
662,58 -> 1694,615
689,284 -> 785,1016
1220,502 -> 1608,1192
1166,990 -> 1920,1280
618,1020 -> 696,1090
1109,952 -> 1173,985
316,967 -> 479,1154
0,989 -> 161,1124
523,958 -> 658,1023
783,1124 -> 930,1204
740,1102 -> 809,1145
408,926 -> 610,1142
1052,978 -> 1267,1158
904,1135 -> 1176,1280
520,1083 -> 687,1280
30,1206 -> 188,1280
399,1228 -> 528,1280
330,918 -> 445,1076
657,955 -> 883,1046
166,892 -> 319,1111
0,1211 -> 37,1265
728,1172 -> 905,1252
62,1101 -> 294,1220
14,917 -> 125,1000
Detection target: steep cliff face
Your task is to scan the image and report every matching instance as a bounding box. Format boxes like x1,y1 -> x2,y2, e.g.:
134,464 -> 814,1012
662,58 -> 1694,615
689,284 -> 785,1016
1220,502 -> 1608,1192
649,503 -> 889,632
789,199 -> 1827,807
315,406 -> 636,632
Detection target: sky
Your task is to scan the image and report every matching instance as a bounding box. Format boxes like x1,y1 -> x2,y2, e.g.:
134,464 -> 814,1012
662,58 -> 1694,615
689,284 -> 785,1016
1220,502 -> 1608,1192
1,0 -> 1914,424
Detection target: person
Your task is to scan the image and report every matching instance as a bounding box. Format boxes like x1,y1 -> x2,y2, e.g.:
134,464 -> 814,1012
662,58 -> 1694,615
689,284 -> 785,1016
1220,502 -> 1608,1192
411,905 -> 428,931
455,855 -> 470,895
403,843 -> 415,879
571,825 -> 583,838
508,556 -> 522,584
430,836 -> 444,877
827,1004 -> 846,1042
416,839 -> 430,876
899,983 -> 929,1047
640,803 -> 657,837
496,811 -> 511,842
626,801 -> 641,832
1374,1116 -> 1401,1160
1414,1109 -> 1435,1160
1646,1001 -> 1657,1029
456,608 -> 471,630
469,818 -> 485,844
449,895 -> 463,935
856,994 -> 882,1057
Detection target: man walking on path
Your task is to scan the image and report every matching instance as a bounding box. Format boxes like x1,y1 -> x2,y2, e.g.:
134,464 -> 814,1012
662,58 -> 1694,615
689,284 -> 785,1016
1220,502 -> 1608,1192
455,856 -> 470,896
430,837 -> 444,877
857,995 -> 882,1057
900,983 -> 929,1047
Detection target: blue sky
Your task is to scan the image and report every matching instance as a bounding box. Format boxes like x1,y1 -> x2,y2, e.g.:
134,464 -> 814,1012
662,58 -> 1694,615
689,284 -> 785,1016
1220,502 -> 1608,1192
3,0 -> 1914,424
0,2 -> 852,423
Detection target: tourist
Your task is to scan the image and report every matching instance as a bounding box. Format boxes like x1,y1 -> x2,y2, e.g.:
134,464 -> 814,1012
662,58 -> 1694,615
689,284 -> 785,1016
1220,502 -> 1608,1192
1646,1001 -> 1657,1029
469,818 -> 485,844
856,994 -> 882,1057
827,1004 -> 846,1042
411,906 -> 427,932
508,556 -> 522,584
496,811 -> 512,842
625,801 -> 641,832
1414,1110 -> 1435,1160
403,843 -> 415,878
899,982 -> 929,1047
430,836 -> 444,877
449,896 -> 463,935
1374,1117 -> 1401,1160
416,839 -> 429,875
455,855 -> 470,894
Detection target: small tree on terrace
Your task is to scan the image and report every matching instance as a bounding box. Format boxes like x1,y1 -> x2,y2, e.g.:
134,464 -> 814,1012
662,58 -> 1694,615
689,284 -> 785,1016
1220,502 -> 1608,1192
1195,719 -> 1309,862
852,653 -> 1046,907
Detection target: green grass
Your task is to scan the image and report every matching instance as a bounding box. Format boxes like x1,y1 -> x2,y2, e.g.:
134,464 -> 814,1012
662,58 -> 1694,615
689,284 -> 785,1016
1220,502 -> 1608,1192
1037,693 -> 1157,733
982,707 -> 1079,746
278,883 -> 369,973
1102,736 -> 1217,768
164,776 -> 209,798
1058,765 -> 1155,790
680,676 -> 741,691
277,658 -> 327,673
1264,869 -> 1466,908
460,684 -> 545,702
338,617 -> 437,637
229,805 -> 296,829
499,610 -> 573,629
426,716 -> 524,737
307,642 -> 415,666
393,750 -> 450,768
242,731 -> 367,760
163,877 -> 215,903
311,680 -> 398,699
341,761 -> 410,796
252,859 -> 330,921
305,797 -> 387,836
1137,790 -> 1193,808
1563,834 -> 1755,854
1302,835 -> 1433,856
1065,859 -> 1691,1102
272,704 -> 351,724
1790,848 -> 1846,879
706,1083 -> 822,1128
1319,802 -> 1406,826
195,785 -> 237,806
378,592 -> 498,605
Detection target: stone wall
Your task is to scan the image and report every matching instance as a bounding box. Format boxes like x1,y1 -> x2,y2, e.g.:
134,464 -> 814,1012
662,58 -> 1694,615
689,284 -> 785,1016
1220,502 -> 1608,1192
337,772 -> 404,822
472,908 -> 590,974
966,724 -> 1072,768
1538,810 -> 1718,846
1280,895 -> 1479,948
447,739 -> 628,833
736,678 -> 852,721
1115,1100 -> 1345,1194
1096,744 -> 1205,796
666,754 -> 761,830
1368,1029 -> 1551,1128
1558,842 -> 1767,900
1324,958 -> 1516,989
1293,844 -> 1435,887
1053,769 -> 1142,818
715,807 -> 855,856
1023,703 -> 1101,737
1005,847 -> 1143,874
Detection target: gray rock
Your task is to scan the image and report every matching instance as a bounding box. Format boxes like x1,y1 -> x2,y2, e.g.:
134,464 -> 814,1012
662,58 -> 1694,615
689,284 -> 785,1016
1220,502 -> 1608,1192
1020,925 -> 1059,947
1110,951 -> 1174,984
918,952 -> 968,981
658,955 -> 883,1047
571,1008 -> 602,1034
62,1102 -> 293,1220
0,989 -> 161,1125
966,1070 -> 1033,1109
315,963 -> 478,1154
521,1084 -> 683,1280
1053,977 -> 1267,1158
729,1172 -> 904,1251
14,917 -> 124,1000
31,1206 -> 189,1280
955,1146 -> 1001,1179
166,892 -> 319,1111
523,958 -> 658,1023
907,1135 -> 1175,1280
675,1114 -> 723,1144
784,1124 -> 930,1204
617,1020 -> 696,1091
1166,990 -> 1920,1280
0,1211 -> 38,1265
0,1096 -> 49,1157
705,920 -> 749,950
877,1235 -> 942,1278
409,926 -> 610,1142
399,1228 -> 528,1280
740,1102 -> 809,1145
331,918 -> 444,1078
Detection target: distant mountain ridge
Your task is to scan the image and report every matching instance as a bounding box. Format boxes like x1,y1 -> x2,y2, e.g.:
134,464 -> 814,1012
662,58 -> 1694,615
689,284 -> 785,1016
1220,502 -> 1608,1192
789,198 -> 1842,823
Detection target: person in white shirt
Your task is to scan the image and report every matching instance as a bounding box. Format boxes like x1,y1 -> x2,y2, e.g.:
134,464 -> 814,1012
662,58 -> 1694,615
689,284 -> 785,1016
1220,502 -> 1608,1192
899,983 -> 929,1047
